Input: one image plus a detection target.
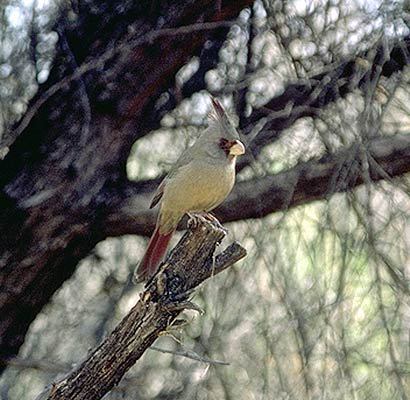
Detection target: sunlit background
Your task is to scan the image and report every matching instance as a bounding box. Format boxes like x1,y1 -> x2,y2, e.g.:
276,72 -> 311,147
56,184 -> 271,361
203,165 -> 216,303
1,0 -> 410,398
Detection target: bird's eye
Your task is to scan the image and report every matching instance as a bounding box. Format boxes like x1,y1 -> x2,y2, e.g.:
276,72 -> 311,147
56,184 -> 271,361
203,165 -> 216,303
219,138 -> 229,150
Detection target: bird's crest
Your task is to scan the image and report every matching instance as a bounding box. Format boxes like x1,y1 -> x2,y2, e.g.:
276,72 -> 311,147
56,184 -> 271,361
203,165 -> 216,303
208,97 -> 229,123
207,96 -> 240,140
211,97 -> 226,118
208,97 -> 236,128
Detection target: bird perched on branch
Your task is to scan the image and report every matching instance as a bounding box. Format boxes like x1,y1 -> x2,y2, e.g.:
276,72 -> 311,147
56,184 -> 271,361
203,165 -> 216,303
134,97 -> 245,282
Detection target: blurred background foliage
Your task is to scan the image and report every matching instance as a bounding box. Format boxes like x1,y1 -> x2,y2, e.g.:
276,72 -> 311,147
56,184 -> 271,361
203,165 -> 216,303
1,0 -> 410,399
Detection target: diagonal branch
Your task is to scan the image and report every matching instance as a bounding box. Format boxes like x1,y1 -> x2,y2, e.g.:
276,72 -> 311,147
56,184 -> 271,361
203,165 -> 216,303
38,219 -> 246,400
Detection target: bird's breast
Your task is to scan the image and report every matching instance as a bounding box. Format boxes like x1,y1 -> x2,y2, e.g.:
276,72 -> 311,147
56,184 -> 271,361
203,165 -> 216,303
161,160 -> 235,213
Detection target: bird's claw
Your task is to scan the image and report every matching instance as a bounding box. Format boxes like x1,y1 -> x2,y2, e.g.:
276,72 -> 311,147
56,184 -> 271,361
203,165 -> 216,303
187,212 -> 224,230
187,212 -> 205,229
164,300 -> 204,314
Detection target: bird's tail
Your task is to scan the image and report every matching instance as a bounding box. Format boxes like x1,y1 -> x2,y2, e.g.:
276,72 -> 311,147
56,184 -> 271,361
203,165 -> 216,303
133,226 -> 174,283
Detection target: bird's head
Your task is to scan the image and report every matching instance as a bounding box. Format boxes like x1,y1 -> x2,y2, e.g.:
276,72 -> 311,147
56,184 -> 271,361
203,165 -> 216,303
208,97 -> 245,159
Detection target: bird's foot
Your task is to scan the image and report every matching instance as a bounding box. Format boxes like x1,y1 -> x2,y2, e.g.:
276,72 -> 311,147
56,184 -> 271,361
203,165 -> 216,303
187,212 -> 206,229
201,212 -> 220,223
187,212 -> 225,231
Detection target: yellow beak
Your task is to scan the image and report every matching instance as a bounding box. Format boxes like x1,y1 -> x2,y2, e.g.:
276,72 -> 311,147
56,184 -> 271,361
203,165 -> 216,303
229,140 -> 245,156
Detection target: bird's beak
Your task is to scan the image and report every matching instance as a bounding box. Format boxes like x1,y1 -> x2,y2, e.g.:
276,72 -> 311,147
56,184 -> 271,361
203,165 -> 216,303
229,140 -> 245,156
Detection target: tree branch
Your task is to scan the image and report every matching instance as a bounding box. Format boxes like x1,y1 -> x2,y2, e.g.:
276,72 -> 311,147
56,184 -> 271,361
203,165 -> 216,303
104,133 -> 410,237
38,219 -> 246,400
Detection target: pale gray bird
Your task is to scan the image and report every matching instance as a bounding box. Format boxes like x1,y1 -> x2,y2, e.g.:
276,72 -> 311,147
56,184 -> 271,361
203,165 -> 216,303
134,98 -> 245,282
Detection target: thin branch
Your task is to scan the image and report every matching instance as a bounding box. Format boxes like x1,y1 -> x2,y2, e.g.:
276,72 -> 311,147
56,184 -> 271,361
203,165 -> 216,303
150,345 -> 230,366
0,356 -> 70,373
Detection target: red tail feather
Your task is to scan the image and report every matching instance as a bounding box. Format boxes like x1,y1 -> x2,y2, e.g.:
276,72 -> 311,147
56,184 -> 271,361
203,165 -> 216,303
134,226 -> 174,282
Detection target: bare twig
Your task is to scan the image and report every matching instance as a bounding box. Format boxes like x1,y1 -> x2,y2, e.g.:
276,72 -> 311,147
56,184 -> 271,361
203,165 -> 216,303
150,345 -> 230,366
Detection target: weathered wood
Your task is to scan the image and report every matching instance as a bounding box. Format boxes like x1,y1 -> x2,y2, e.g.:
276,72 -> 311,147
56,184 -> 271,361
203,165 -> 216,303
39,219 -> 246,400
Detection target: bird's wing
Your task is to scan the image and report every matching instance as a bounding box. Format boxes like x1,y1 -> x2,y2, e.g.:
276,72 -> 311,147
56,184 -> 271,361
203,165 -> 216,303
170,145 -> 196,173
150,140 -> 200,208
150,150 -> 194,208
150,179 -> 166,209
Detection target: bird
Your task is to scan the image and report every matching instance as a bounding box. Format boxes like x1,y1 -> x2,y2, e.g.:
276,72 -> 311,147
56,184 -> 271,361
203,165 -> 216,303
134,97 -> 245,282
